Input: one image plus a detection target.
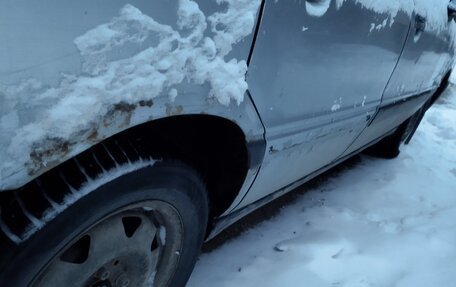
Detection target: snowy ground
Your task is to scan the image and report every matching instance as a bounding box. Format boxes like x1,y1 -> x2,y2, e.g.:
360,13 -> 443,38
188,87 -> 456,287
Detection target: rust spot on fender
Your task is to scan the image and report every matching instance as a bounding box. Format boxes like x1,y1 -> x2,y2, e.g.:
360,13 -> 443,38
139,99 -> 154,107
165,104 -> 184,116
103,102 -> 136,128
114,102 -> 136,113
29,137 -> 72,174
87,129 -> 99,142
26,100 -> 155,177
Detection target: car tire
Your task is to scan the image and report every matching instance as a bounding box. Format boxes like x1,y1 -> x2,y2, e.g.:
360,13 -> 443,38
0,161 -> 208,287
363,118 -> 411,159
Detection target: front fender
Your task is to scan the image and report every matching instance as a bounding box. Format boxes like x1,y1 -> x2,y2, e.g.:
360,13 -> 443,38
0,0 -> 263,190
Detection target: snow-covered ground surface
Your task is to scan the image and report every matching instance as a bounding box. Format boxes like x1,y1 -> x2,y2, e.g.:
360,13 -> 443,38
188,86 -> 456,287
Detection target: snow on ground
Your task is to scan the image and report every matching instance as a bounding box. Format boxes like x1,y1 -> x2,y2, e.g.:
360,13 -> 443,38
188,87 -> 456,287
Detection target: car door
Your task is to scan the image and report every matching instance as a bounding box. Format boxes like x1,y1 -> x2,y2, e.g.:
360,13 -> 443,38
342,1 -> 455,156
235,0 -> 413,209
384,1 -> 454,102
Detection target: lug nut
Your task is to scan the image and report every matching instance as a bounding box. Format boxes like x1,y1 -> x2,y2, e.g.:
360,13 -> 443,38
115,274 -> 130,287
96,267 -> 110,280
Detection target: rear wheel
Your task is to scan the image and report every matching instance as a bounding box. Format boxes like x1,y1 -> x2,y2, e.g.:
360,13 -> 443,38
364,71 -> 451,159
363,103 -> 429,159
363,118 -> 410,159
1,162 -> 208,287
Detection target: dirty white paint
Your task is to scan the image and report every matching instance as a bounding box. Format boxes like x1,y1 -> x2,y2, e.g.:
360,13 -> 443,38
0,0 -> 262,190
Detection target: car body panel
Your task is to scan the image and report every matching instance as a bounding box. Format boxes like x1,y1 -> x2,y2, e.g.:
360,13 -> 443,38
236,0 -> 413,209
342,5 -> 455,158
0,0 -> 454,244
0,0 -> 265,193
384,13 -> 454,102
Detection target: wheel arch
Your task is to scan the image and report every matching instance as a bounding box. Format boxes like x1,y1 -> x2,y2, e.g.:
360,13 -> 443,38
0,113 -> 264,247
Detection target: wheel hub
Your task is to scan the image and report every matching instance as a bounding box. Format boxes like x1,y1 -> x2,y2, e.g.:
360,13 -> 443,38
32,201 -> 183,287
87,255 -> 146,287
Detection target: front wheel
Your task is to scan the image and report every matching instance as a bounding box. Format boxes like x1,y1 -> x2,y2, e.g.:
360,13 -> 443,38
1,162 -> 208,287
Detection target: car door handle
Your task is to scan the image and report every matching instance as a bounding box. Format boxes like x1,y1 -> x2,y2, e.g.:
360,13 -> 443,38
449,1 -> 456,19
415,15 -> 426,33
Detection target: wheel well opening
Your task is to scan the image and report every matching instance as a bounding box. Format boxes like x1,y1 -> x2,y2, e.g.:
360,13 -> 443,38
127,115 -> 249,219
0,115 -> 249,243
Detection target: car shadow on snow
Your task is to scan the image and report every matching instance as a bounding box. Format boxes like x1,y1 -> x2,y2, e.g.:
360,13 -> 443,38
202,154 -> 365,253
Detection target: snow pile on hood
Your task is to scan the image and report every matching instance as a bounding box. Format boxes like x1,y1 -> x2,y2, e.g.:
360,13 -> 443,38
0,0 -> 261,189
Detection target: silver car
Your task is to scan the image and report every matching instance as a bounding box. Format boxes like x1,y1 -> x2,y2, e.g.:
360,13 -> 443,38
0,0 -> 455,286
